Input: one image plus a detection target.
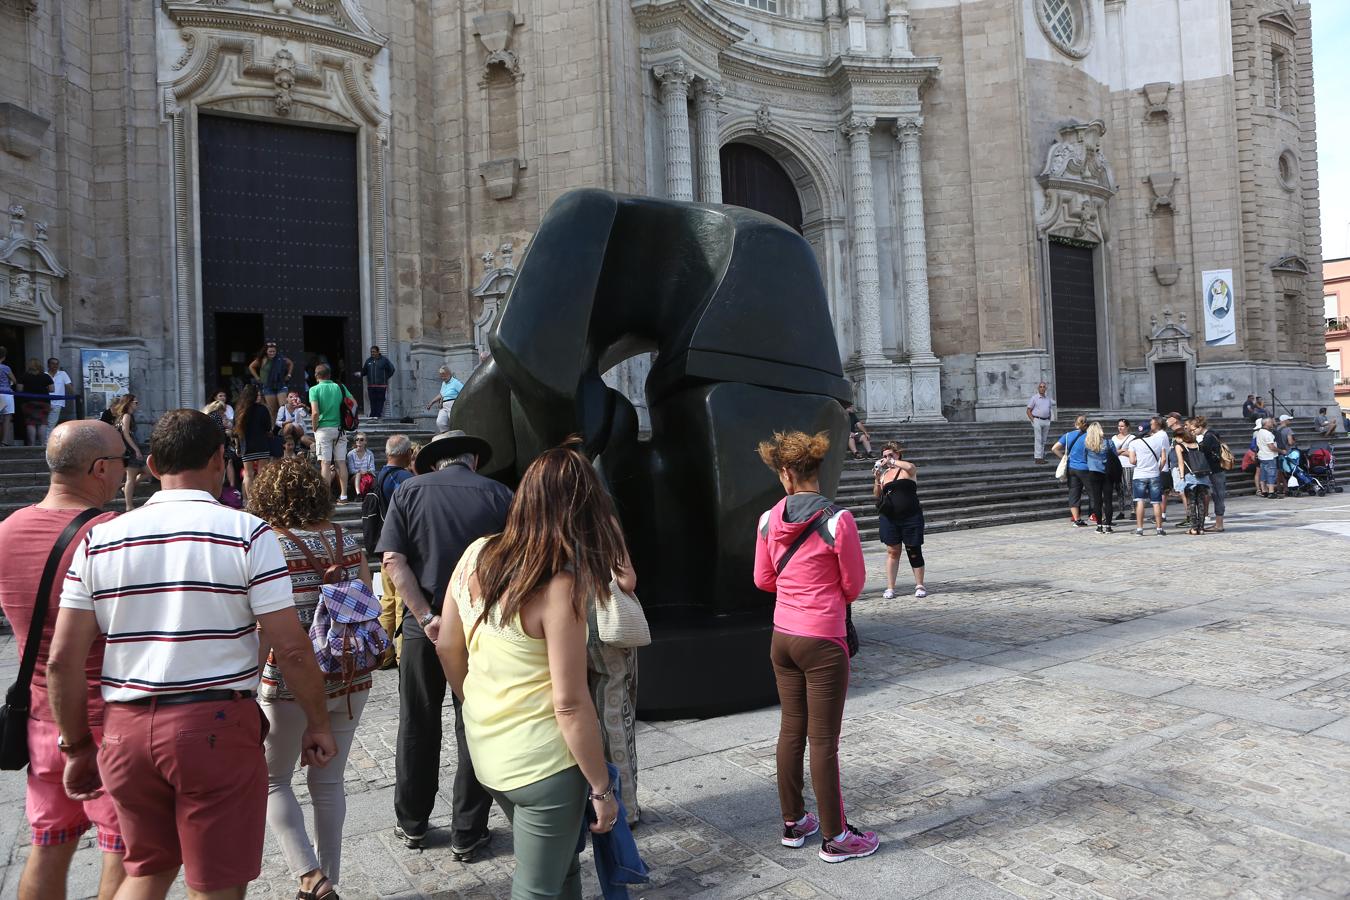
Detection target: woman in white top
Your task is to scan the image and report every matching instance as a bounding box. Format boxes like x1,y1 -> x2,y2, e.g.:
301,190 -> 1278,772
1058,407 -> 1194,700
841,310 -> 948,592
345,432 -> 376,496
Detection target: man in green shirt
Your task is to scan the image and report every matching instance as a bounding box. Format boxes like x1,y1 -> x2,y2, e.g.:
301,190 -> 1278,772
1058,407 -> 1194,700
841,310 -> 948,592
309,364 -> 351,502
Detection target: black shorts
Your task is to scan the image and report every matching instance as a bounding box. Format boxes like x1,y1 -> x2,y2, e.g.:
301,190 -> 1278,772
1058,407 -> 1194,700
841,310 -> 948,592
879,511 -> 924,547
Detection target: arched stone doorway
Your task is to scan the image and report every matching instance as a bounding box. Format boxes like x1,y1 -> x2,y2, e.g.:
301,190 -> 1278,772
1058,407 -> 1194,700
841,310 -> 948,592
719,142 -> 804,234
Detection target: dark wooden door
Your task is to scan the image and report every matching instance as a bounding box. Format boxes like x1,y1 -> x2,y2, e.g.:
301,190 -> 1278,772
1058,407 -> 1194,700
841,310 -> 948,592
198,114 -> 361,400
719,143 -> 803,233
1048,241 -> 1100,407
1154,361 -> 1188,414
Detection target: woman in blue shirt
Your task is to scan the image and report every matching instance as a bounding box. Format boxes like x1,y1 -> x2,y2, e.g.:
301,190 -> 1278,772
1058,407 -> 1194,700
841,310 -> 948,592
1051,415 -> 1091,527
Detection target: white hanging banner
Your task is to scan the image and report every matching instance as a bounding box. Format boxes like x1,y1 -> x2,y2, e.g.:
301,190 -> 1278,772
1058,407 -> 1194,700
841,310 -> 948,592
1201,269 -> 1237,346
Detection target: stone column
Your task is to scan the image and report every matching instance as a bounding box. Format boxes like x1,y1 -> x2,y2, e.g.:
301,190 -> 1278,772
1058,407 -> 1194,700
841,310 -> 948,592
654,62 -> 695,202
842,115 -> 883,361
695,80 -> 724,203
895,115 -> 935,362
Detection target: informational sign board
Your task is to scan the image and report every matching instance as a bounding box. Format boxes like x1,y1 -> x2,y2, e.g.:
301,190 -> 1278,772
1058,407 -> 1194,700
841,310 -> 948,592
1201,269 -> 1237,346
80,349 -> 131,419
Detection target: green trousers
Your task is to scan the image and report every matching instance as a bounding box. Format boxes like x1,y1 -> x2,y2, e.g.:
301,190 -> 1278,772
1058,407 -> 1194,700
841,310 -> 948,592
486,765 -> 588,900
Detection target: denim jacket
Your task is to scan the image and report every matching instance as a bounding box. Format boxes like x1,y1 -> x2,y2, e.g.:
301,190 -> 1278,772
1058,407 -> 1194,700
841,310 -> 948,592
577,762 -> 650,899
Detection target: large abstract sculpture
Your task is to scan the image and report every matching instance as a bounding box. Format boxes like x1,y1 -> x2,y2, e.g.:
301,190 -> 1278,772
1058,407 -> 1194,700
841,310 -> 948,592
452,189 -> 850,718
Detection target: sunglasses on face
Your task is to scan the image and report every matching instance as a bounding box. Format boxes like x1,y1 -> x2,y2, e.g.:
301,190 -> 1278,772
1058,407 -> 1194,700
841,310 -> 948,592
88,451 -> 135,474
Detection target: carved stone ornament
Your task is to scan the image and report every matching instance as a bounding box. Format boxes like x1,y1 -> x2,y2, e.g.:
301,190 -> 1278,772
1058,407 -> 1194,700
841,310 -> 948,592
1145,308 -> 1195,411
1271,255 -> 1310,295
754,104 -> 773,135
0,102 -> 51,160
473,11 -> 521,78
472,242 -> 518,359
273,49 -> 297,116
1141,81 -> 1171,119
1145,171 -> 1178,215
1035,120 -> 1117,243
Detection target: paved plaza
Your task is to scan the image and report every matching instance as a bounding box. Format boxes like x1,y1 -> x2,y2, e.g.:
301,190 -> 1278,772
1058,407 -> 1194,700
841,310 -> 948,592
2,493 -> 1349,899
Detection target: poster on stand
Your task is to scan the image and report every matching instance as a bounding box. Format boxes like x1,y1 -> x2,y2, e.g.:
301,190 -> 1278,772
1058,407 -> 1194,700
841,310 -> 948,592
1201,269 -> 1237,346
80,349 -> 131,420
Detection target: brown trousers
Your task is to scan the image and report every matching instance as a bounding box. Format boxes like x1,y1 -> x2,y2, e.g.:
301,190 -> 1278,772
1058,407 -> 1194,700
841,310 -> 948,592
770,630 -> 850,837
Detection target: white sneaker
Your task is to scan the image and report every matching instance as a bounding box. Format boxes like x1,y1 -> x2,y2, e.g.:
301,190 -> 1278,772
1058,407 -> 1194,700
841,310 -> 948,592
882,588 -> 895,600
914,585 -> 928,599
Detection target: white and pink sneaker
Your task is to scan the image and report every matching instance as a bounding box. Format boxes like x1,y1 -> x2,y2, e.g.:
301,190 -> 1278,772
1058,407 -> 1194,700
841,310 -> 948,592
819,823 -> 880,863
781,812 -> 820,848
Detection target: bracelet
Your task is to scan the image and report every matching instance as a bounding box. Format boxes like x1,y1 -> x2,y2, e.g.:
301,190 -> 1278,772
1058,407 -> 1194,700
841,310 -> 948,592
419,610 -> 436,627
57,732 -> 93,755
588,784 -> 614,801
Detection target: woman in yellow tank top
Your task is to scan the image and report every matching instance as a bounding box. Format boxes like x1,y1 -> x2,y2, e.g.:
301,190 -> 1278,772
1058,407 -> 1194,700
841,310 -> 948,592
436,443 -> 626,900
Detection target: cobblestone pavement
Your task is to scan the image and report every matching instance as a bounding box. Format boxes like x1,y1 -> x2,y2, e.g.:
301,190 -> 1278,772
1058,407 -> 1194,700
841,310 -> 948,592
3,494 -> 1350,898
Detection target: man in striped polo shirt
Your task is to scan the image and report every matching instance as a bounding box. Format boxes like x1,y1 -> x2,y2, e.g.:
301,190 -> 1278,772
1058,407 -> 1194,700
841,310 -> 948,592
48,409 -> 337,900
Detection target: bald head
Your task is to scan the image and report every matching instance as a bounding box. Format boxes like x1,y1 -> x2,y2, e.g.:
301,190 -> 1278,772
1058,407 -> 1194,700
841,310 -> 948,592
47,420 -> 123,476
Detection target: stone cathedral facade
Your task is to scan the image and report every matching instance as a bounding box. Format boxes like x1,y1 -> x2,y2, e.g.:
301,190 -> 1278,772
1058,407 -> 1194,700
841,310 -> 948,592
0,0 -> 1328,425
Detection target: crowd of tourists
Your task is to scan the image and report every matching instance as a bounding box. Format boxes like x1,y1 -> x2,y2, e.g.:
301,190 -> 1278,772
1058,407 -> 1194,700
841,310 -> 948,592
0,348 -> 74,448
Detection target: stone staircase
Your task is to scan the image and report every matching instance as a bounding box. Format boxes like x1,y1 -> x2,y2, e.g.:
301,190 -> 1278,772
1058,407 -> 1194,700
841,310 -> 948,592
4,417 -> 1346,542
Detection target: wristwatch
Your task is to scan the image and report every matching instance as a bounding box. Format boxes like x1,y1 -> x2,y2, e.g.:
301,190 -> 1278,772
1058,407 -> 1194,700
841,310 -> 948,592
57,732 -> 93,755
419,610 -> 436,628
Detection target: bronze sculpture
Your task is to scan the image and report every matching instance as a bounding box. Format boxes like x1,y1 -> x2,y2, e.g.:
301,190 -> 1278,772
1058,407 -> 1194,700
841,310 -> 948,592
453,189 -> 850,717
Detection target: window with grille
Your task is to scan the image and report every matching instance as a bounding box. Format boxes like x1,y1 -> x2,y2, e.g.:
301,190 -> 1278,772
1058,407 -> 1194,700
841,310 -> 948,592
726,0 -> 778,12
1043,0 -> 1076,46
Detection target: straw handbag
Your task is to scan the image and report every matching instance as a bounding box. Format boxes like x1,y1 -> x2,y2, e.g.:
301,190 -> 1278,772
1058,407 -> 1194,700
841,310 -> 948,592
596,580 -> 652,648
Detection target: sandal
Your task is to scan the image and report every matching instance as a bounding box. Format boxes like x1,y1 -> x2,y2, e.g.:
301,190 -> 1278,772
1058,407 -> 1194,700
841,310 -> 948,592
297,875 -> 339,900
1186,528 -> 1202,535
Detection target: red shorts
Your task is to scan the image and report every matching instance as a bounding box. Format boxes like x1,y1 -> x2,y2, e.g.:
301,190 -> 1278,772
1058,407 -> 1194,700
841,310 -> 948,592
26,717 -> 123,851
99,697 -> 268,891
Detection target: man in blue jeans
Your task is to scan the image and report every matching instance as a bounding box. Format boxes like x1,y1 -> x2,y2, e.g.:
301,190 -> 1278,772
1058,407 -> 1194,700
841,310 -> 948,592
360,345 -> 396,419
1127,416 -> 1171,536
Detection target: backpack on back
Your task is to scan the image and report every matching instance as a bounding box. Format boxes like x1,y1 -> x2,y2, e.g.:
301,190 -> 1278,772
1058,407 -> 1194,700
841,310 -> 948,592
278,524 -> 389,683
361,468 -> 397,556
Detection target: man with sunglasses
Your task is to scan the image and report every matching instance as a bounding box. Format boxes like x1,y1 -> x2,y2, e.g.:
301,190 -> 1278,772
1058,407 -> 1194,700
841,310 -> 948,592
0,420 -> 129,899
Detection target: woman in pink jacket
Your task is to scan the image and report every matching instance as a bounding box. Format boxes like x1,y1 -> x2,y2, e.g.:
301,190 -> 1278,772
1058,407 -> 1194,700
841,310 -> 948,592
753,430 -> 877,864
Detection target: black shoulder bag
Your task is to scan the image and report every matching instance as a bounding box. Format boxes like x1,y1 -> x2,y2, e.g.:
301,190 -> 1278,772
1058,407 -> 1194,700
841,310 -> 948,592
0,508 -> 102,771
774,507 -> 859,657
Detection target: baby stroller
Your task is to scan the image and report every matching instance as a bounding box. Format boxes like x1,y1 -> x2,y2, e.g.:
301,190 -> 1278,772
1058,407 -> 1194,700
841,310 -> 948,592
1307,442 -> 1343,493
1280,448 -> 1324,496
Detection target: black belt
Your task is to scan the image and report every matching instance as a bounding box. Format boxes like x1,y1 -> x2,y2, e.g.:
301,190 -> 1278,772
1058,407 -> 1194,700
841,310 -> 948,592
121,689 -> 254,707
1033,415 -> 1051,420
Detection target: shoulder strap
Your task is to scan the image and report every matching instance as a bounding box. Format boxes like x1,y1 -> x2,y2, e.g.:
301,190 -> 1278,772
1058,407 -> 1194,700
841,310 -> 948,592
1068,431 -> 1083,453
11,508 -> 102,707
375,467 -> 396,506
275,525 -> 339,580
774,505 -> 843,576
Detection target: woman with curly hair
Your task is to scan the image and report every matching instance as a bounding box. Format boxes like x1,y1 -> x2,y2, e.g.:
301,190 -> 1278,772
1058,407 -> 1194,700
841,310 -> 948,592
435,443 -> 627,899
247,456 -> 372,900
753,430 -> 875,864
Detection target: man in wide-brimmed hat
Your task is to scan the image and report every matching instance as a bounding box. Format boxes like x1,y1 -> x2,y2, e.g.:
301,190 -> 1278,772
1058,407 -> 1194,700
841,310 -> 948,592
376,429 -> 513,858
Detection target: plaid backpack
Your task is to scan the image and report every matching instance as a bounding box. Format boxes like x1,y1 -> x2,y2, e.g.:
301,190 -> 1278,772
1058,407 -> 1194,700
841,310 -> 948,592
278,524 -> 389,683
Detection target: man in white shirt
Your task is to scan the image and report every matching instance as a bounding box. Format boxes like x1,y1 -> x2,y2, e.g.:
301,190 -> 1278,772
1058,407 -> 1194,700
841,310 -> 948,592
1126,416 -> 1172,536
1026,382 -> 1054,463
45,357 -> 72,436
48,409 -> 336,899
1255,417 -> 1280,497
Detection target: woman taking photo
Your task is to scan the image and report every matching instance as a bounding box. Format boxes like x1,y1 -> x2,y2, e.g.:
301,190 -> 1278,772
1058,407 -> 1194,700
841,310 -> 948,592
111,393 -> 146,511
753,431 -> 875,864
873,442 -> 926,600
235,384 -> 273,499
249,457 -> 372,900
436,444 -> 625,899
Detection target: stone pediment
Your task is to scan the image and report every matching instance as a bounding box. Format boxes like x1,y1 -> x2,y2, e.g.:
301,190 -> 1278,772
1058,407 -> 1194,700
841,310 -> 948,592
1035,120 -> 1117,243
1,206 -> 65,279
1038,120 -> 1117,199
1271,254 -> 1310,294
1258,12 -> 1298,36
633,0 -> 747,76
162,0 -> 386,56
